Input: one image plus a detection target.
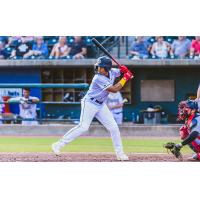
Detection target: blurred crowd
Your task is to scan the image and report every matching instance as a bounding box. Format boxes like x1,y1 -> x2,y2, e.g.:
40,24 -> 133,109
0,36 -> 200,60
129,36 -> 200,59
0,36 -> 97,60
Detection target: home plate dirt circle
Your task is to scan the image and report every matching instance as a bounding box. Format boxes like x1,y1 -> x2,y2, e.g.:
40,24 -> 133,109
0,152 -> 194,162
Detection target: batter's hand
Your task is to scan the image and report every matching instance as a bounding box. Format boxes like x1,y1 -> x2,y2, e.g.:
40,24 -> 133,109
120,65 -> 129,74
123,70 -> 134,81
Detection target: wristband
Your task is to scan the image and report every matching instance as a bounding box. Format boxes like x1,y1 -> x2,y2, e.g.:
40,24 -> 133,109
119,78 -> 127,87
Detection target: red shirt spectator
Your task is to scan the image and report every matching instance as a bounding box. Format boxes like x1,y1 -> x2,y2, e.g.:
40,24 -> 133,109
190,36 -> 200,58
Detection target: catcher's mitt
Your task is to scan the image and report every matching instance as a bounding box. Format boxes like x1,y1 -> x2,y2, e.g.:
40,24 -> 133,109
163,142 -> 183,160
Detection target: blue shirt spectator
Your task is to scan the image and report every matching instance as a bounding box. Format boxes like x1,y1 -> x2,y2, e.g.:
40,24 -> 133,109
130,37 -> 150,59
170,36 -> 191,58
24,36 -> 48,59
0,41 -> 7,59
32,41 -> 48,58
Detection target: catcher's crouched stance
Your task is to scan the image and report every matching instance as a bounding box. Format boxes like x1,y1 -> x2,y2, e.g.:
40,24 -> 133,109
164,100 -> 200,161
52,56 -> 133,161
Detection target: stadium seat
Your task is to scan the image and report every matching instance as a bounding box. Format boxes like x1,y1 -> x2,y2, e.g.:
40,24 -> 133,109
4,47 -> 13,58
67,36 -> 74,44
165,36 -> 177,43
187,36 -> 195,41
47,38 -> 58,46
148,37 -> 155,44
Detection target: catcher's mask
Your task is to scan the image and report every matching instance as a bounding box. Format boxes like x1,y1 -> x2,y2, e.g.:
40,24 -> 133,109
177,100 -> 198,121
94,56 -> 112,73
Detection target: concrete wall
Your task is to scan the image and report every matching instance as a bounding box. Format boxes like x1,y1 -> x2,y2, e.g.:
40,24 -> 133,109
0,124 -> 181,137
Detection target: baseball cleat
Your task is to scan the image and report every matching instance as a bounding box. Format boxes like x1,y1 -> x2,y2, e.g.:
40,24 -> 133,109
187,154 -> 200,161
52,142 -> 61,155
116,153 -> 129,161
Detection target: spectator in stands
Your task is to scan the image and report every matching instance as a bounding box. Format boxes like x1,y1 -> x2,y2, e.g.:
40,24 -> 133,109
170,36 -> 191,59
8,36 -> 34,47
150,36 -> 171,59
9,37 -> 33,59
8,88 -> 39,125
0,37 -> 8,44
49,36 -> 69,59
0,41 -> 7,59
190,36 -> 200,59
67,36 -> 87,59
129,36 -> 150,59
24,36 -> 48,59
7,37 -> 21,47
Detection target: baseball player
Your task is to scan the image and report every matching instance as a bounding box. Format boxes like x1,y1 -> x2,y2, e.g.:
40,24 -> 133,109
0,96 -> 3,124
173,100 -> 200,160
52,56 -> 133,161
8,88 -> 39,125
106,92 -> 124,125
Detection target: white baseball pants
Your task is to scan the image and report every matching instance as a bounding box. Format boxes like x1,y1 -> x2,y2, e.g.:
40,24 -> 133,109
112,112 -> 123,125
59,98 -> 124,154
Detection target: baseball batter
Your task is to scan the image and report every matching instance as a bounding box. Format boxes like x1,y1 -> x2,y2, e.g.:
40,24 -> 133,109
52,56 -> 133,160
8,88 -> 39,125
107,92 -> 124,125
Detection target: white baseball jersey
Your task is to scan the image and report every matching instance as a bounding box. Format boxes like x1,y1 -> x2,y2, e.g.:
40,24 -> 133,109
85,68 -> 121,103
107,92 -> 123,114
106,92 -> 123,125
9,96 -> 39,119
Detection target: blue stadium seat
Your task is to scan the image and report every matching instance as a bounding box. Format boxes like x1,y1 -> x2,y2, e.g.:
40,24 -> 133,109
67,36 -> 74,44
187,36 -> 195,41
165,36 -> 177,43
148,37 -> 155,44
4,47 -> 13,58
48,38 -> 58,46
84,36 -> 92,45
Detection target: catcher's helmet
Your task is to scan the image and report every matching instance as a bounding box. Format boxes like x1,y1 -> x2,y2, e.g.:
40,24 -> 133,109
94,56 -> 112,73
185,100 -> 198,110
177,100 -> 198,121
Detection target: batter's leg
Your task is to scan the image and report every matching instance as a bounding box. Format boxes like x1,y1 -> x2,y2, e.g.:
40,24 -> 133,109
95,104 -> 128,160
52,99 -> 98,154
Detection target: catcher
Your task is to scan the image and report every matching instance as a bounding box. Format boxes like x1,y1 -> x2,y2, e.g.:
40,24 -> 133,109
164,100 -> 200,161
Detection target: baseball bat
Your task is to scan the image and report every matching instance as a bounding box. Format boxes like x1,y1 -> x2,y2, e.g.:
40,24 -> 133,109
91,38 -> 121,67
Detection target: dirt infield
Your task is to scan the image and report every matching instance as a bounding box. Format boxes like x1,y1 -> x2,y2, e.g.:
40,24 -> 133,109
0,152 -> 196,162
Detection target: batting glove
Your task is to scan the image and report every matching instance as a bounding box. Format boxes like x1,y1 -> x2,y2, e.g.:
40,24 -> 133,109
123,70 -> 133,81
120,65 -> 129,74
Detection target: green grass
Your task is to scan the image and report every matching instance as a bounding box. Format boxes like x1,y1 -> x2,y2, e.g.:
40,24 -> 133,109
0,136 -> 193,153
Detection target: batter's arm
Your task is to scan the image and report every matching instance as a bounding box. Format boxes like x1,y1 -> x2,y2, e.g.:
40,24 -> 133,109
31,97 -> 40,103
106,83 -> 123,93
107,70 -> 133,93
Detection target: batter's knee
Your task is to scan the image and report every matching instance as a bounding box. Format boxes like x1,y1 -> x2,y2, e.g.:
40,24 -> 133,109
107,124 -> 119,133
79,124 -> 90,133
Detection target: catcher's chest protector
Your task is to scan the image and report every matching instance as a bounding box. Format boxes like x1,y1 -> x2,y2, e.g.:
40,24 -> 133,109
186,114 -> 198,131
